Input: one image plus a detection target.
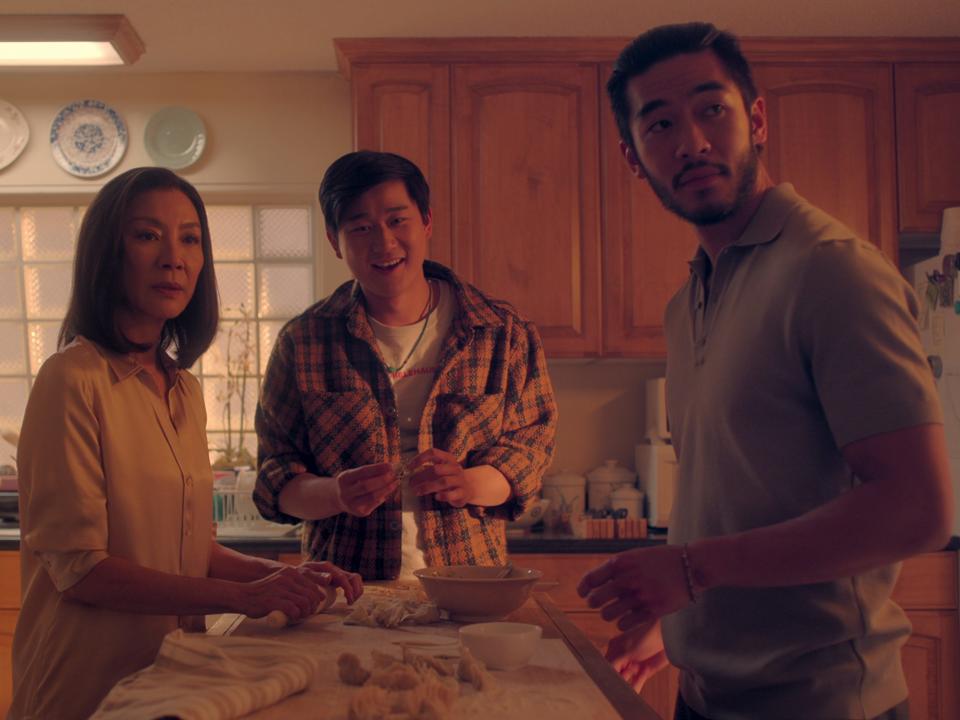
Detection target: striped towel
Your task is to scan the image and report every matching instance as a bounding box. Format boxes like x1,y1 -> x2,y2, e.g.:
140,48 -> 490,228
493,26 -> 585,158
91,629 -> 318,720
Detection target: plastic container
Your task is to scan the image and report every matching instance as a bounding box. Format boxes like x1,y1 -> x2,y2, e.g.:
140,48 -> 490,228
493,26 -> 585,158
586,459 -> 636,511
541,469 -> 586,533
609,484 -> 645,519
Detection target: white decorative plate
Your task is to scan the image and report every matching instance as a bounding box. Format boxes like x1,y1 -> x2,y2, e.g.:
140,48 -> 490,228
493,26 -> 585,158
0,100 -> 29,171
49,99 -> 127,178
144,106 -> 206,169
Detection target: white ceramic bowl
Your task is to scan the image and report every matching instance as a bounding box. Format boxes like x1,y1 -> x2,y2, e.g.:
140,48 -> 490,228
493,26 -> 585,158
413,565 -> 543,622
506,498 -> 551,530
459,622 -> 542,670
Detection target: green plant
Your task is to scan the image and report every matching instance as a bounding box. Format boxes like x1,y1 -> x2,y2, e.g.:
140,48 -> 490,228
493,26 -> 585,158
211,304 -> 257,470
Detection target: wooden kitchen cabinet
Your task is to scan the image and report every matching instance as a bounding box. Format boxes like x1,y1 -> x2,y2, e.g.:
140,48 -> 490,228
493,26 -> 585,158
351,63 -> 453,267
0,551 -> 20,718
895,64 -> 960,233
515,551 -> 960,720
752,62 -> 898,261
599,62 -> 700,357
338,38 -> 960,359
450,64 -> 602,356
351,60 -> 603,356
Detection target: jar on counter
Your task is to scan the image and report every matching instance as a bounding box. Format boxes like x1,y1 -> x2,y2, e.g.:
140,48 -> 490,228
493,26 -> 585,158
610,484 -> 645,520
541,469 -> 586,533
586,459 -> 636,512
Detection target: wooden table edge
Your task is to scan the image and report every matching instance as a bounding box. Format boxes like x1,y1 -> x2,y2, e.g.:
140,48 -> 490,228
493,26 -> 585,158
534,592 -> 663,720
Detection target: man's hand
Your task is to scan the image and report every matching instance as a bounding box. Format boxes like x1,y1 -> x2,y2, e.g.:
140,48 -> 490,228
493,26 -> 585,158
577,545 -> 692,631
335,462 -> 399,517
408,448 -> 475,507
605,621 -> 670,692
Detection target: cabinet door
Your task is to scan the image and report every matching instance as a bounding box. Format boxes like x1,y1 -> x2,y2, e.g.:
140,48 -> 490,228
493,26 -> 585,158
896,64 -> 960,233
0,609 -> 16,718
452,64 -> 602,356
352,64 -> 453,266
902,610 -> 960,720
600,64 -> 700,358
753,63 -> 898,262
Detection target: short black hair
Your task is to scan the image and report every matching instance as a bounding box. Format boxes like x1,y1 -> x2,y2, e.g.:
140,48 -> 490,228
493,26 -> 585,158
608,22 -> 758,154
59,166 -> 219,369
319,151 -> 430,234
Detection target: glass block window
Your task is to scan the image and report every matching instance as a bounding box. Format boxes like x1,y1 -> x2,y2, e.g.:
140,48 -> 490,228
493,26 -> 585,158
200,205 -> 314,469
0,203 -> 315,472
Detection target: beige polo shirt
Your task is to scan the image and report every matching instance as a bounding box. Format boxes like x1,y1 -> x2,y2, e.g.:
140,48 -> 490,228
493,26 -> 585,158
11,337 -> 213,720
662,185 -> 942,719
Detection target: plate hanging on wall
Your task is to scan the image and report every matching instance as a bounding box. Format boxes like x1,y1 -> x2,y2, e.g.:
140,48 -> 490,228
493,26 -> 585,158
0,100 -> 29,171
144,106 -> 206,170
49,99 -> 127,178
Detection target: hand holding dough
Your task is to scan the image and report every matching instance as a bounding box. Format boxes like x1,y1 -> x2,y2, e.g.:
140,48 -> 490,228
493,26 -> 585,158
264,585 -> 337,628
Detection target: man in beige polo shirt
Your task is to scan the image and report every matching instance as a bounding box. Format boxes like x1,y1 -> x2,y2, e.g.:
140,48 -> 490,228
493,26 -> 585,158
578,22 -> 954,720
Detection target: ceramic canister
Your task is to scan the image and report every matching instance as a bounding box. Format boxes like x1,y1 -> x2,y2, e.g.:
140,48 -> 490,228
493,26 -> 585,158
586,459 -> 636,511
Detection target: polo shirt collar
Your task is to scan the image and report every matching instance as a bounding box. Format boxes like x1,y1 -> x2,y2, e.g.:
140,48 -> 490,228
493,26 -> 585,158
688,183 -> 801,276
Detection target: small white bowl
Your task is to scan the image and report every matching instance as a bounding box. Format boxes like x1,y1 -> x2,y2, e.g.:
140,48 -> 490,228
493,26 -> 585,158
459,621 -> 542,670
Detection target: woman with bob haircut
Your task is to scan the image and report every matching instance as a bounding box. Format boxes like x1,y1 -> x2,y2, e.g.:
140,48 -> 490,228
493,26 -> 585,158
10,167 -> 362,720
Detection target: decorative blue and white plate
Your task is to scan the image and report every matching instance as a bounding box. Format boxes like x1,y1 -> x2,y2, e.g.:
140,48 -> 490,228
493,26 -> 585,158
144,106 -> 206,170
0,100 -> 29,171
49,99 -> 127,178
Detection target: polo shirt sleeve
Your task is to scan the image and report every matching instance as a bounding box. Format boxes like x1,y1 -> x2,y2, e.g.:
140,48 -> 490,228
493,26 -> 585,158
254,326 -> 310,524
19,355 -> 110,590
468,318 -> 558,520
795,238 -> 942,448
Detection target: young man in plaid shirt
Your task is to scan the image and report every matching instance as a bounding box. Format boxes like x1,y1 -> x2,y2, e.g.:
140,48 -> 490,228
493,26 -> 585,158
254,151 -> 558,580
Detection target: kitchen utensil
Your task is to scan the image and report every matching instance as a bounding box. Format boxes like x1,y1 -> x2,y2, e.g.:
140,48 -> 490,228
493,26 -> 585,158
459,621 -> 542,670
413,565 -> 542,622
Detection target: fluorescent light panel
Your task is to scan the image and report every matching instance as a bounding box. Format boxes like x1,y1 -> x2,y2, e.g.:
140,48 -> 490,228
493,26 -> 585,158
0,41 -> 123,66
0,15 -> 144,67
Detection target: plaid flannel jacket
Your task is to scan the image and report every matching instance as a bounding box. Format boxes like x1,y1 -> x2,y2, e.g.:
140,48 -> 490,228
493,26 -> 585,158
253,261 -> 557,579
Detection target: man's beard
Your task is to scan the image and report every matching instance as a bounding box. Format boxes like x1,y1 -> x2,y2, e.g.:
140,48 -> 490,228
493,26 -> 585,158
645,146 -> 760,227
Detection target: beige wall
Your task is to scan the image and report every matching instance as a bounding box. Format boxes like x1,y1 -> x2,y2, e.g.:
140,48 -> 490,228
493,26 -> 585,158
0,69 -> 653,481
0,70 -> 355,295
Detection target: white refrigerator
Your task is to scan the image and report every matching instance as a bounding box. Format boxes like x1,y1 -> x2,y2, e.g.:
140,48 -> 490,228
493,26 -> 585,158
910,207 -> 960,534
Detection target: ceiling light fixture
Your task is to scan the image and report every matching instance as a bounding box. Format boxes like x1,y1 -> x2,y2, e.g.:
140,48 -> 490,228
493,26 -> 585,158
0,15 -> 145,67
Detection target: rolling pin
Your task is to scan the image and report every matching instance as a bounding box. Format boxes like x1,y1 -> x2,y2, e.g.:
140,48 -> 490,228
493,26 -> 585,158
264,585 -> 337,628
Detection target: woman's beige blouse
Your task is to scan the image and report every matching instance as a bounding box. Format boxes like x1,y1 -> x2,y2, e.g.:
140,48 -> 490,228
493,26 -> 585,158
10,337 -> 213,720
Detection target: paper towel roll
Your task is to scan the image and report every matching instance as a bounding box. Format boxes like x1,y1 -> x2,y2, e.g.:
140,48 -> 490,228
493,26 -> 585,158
940,207 -> 960,254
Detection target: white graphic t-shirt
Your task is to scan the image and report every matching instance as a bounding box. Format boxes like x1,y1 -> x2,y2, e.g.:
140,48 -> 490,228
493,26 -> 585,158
369,280 -> 454,577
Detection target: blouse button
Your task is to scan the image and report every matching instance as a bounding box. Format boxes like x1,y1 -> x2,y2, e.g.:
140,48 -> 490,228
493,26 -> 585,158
185,475 -> 193,488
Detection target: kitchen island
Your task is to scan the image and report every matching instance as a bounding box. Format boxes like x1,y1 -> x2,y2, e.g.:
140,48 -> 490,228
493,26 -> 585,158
0,535 -> 957,718
180,592 -> 661,719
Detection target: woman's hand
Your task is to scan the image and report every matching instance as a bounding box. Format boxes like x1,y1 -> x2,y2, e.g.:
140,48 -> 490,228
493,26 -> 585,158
408,448 -> 475,507
229,564 -> 330,622
296,560 -> 363,604
577,545 -> 692,632
335,462 -> 400,517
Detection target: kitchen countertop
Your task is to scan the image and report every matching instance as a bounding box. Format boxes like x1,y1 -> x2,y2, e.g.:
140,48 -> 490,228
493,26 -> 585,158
2,529 -> 958,553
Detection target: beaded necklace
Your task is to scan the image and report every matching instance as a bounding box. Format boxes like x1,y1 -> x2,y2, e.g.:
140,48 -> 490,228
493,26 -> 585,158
383,280 -> 434,374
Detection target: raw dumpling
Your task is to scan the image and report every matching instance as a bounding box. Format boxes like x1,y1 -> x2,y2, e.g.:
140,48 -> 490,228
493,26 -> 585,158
338,652 -> 371,687
457,647 -> 495,691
